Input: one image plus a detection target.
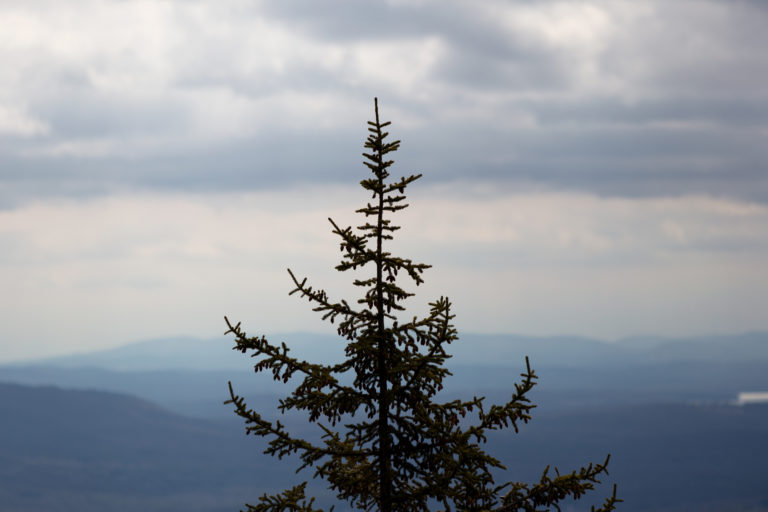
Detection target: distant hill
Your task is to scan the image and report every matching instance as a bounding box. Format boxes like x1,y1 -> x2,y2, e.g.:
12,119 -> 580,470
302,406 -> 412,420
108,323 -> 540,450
0,381 -> 316,512
0,365 -> 283,418
503,401 -> 768,512
2,357 -> 767,419
1,381 -> 766,512
10,332 -> 343,371
639,331 -> 768,363
1,331 -> 767,418
449,331 -> 768,366
7,331 -> 768,371
2,331 -> 766,511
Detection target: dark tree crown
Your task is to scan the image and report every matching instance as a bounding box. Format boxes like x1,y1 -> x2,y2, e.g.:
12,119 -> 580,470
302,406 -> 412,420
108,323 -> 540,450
224,98 -> 620,512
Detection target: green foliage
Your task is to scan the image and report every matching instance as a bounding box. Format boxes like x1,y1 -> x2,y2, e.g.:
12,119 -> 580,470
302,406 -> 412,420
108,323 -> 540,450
225,99 -> 620,512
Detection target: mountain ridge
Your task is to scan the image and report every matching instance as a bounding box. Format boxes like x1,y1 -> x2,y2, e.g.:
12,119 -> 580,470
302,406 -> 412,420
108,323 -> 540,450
2,380 -> 766,512
5,330 -> 768,371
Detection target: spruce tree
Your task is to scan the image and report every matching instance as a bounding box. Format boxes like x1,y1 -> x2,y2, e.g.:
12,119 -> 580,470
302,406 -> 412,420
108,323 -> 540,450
225,99 -> 620,512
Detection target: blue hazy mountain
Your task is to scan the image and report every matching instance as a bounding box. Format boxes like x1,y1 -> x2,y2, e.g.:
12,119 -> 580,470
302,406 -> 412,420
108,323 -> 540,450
2,331 -> 767,417
0,381 -> 306,512
1,380 -> 766,512
10,331 -> 768,371
1,332 -> 767,511
12,332 -> 343,371
2,357 -> 768,420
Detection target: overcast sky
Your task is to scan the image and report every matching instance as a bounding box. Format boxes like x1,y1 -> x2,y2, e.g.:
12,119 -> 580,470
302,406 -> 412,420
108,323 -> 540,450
2,0 -> 767,361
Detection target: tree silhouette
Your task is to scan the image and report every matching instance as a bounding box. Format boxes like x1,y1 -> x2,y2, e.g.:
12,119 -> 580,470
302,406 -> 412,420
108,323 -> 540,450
225,99 -> 620,512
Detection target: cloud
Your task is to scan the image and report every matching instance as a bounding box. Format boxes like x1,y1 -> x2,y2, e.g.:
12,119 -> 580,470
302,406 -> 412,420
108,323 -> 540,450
0,105 -> 50,137
2,185 -> 767,360
598,1 -> 768,98
0,0 -> 767,207
0,2 -> 767,360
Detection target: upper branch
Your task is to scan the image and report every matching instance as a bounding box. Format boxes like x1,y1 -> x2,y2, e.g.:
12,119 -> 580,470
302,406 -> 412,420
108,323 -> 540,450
224,316 -> 364,401
226,383 -> 372,472
287,268 -> 369,325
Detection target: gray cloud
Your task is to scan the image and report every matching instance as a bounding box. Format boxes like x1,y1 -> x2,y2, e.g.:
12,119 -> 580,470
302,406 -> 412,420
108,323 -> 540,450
1,0 -> 767,207
4,0 -> 768,359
